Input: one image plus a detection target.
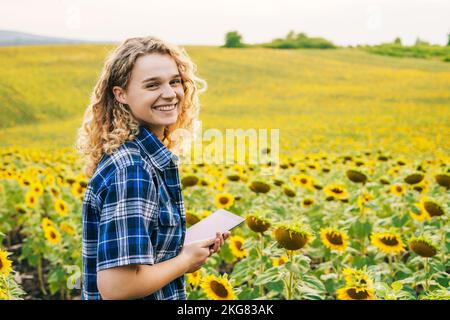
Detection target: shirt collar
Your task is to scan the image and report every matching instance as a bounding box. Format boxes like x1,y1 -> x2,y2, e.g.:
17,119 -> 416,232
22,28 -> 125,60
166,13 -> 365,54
135,125 -> 179,171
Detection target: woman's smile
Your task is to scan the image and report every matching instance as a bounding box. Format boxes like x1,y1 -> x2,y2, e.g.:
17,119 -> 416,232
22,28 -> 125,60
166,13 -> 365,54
152,103 -> 178,112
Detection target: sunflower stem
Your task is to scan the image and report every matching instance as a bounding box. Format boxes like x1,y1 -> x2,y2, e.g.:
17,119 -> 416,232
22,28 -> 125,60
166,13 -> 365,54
424,258 -> 430,292
60,283 -> 66,300
258,233 -> 265,297
37,256 -> 47,296
440,221 -> 446,265
285,250 -> 294,300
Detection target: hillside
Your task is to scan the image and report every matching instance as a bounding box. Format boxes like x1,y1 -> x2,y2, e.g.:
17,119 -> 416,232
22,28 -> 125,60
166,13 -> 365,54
0,44 -> 449,156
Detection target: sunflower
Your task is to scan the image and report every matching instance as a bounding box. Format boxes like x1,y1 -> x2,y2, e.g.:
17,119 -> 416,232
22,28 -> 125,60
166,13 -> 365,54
272,255 -> 288,267
60,222 -> 76,236
181,175 -> 199,188
418,198 -> 445,218
30,181 -> 44,196
187,269 -> 202,288
435,174 -> 450,189
371,232 -> 405,254
389,184 -> 407,197
357,191 -> 374,211
44,226 -> 61,245
14,204 -> 28,214
226,174 -> 241,182
245,214 -> 271,233
404,173 -> 425,185
54,198 -> 69,217
249,181 -> 271,194
41,217 -> 55,230
387,166 -> 401,177
346,170 -> 367,184
214,179 -> 227,191
283,187 -> 296,197
201,274 -> 235,300
25,191 -> 38,209
273,224 -> 312,251
290,174 -> 314,189
342,268 -> 373,287
409,204 -> 431,222
65,177 -> 76,185
409,237 -> 438,258
336,286 -> 375,300
229,236 -> 247,259
214,193 -> 235,209
411,180 -> 429,194
320,228 -> 348,252
185,210 -> 201,226
0,249 -> 12,276
301,197 -> 315,208
48,186 -> 60,198
19,176 -> 32,187
323,183 -> 349,200
43,173 -> 56,186
71,182 -> 85,198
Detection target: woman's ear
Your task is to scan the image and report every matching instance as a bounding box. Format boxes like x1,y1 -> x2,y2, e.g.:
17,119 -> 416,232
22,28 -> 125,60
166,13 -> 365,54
112,86 -> 127,104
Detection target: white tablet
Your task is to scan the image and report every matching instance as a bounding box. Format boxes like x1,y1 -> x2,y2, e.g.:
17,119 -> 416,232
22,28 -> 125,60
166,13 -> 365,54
183,209 -> 245,245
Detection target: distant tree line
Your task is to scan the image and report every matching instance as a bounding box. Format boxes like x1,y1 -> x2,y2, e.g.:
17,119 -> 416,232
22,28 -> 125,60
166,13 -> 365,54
223,30 -> 336,49
358,35 -> 450,62
222,30 -> 450,62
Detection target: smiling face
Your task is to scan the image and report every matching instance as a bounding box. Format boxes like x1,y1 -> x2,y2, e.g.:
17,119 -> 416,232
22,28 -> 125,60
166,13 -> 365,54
113,53 -> 185,139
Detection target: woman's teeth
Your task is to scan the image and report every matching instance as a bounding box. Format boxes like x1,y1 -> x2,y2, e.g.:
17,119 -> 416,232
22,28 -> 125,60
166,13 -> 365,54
154,104 -> 176,111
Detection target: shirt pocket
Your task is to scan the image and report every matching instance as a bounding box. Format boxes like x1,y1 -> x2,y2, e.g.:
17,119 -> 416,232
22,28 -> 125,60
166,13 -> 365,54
158,187 -> 180,226
155,187 -> 182,259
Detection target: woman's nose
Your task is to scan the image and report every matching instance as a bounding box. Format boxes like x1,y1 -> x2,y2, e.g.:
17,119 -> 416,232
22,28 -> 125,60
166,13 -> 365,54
161,84 -> 177,99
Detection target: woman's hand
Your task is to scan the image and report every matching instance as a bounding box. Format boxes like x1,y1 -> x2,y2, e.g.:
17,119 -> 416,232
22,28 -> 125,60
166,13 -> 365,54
182,231 -> 231,273
179,237 -> 216,273
209,231 -> 231,255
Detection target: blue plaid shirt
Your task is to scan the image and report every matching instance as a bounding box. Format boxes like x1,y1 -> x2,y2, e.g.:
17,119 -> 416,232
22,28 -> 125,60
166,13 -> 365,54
82,125 -> 186,300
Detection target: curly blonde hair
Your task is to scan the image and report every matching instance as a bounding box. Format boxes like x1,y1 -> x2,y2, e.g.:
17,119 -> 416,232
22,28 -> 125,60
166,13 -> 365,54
76,36 -> 207,178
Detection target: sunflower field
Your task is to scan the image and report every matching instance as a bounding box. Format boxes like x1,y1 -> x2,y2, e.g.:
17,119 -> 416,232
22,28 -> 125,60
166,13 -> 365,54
0,44 -> 449,300
0,146 -> 449,300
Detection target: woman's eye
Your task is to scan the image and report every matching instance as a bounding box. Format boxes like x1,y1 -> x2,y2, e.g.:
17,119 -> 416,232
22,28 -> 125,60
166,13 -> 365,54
171,79 -> 181,85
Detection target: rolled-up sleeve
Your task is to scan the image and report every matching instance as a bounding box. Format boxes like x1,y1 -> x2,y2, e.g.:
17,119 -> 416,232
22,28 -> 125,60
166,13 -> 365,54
97,164 -> 158,272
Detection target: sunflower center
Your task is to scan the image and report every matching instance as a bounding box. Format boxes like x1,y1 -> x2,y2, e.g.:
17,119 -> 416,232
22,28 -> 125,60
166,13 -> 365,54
424,201 -> 443,217
60,204 -> 65,211
210,280 -> 229,298
234,241 -> 242,250
326,232 -> 343,245
304,199 -> 312,205
300,178 -> 307,184
50,231 -> 56,239
332,188 -> 343,194
347,288 -> 370,300
396,186 -> 403,192
0,259 -> 3,269
219,197 -> 229,205
379,236 -> 399,246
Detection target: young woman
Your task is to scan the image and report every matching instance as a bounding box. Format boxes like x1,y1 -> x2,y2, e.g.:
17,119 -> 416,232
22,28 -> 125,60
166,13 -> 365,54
77,36 -> 229,300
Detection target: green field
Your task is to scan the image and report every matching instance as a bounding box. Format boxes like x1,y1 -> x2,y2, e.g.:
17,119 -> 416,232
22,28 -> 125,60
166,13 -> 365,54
1,44 -> 449,158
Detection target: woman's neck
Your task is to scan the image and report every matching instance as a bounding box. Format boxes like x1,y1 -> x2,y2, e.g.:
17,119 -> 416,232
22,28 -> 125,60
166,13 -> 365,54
144,124 -> 165,142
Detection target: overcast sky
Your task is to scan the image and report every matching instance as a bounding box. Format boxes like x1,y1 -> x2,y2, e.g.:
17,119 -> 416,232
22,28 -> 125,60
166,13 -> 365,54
1,0 -> 449,46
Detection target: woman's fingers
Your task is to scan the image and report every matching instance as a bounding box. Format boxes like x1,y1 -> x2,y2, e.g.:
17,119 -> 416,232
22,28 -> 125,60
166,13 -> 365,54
208,231 -> 231,255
